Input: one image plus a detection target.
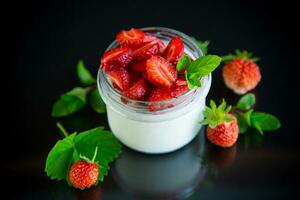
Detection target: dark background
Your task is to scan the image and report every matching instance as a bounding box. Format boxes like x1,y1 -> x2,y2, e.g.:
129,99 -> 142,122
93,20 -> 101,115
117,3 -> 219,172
5,0 -> 299,199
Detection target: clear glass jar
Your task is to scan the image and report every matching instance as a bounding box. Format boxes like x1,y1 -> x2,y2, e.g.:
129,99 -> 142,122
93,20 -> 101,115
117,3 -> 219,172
97,27 -> 211,154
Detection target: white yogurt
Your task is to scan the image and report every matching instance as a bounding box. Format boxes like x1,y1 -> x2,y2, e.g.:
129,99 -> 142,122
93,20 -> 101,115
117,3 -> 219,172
98,27 -> 210,154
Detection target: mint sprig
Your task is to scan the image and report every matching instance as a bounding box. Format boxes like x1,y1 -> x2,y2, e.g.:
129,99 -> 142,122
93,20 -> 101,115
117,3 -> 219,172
52,60 -> 106,117
192,38 -> 210,55
177,55 -> 222,89
45,123 -> 122,183
232,93 -> 281,134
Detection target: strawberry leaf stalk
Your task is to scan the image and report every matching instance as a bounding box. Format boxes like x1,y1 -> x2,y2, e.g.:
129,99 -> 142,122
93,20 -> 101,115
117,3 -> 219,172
201,100 -> 239,148
222,49 -> 259,63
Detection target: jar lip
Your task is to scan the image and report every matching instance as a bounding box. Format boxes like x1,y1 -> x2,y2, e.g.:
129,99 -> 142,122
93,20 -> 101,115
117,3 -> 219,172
98,27 -> 204,106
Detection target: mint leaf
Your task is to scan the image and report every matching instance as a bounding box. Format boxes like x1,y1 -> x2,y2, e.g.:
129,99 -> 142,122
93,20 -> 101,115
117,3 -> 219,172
45,133 -> 77,180
74,127 -> 122,181
52,87 -> 91,117
250,112 -> 281,134
188,55 -> 222,75
237,93 -> 256,110
77,60 -> 96,86
88,88 -> 106,114
196,40 -> 210,55
176,55 -> 191,71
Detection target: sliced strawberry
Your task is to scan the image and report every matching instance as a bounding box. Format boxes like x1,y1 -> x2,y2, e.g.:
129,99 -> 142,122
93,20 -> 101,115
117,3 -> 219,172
148,87 -> 174,111
130,60 -> 147,71
127,69 -> 142,83
133,40 -> 160,60
162,37 -> 184,64
116,28 -> 145,47
123,79 -> 149,100
172,85 -> 189,97
175,77 -> 188,86
146,56 -> 177,87
100,47 -> 133,70
143,34 -> 165,53
106,68 -> 130,91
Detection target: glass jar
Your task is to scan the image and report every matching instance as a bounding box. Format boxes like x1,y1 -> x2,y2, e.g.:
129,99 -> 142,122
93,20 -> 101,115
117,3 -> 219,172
97,27 -> 211,154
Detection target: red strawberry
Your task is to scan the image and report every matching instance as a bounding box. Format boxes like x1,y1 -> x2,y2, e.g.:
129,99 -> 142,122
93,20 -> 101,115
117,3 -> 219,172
175,77 -> 188,86
143,33 -> 165,52
100,47 -> 133,70
172,85 -> 189,97
106,68 -> 130,91
127,69 -> 142,82
162,37 -> 184,64
132,40 -> 160,60
146,55 -> 177,87
130,60 -> 147,71
68,147 -> 99,190
202,100 -> 239,148
116,28 -> 145,47
148,87 -> 174,111
123,79 -> 149,100
222,50 -> 261,95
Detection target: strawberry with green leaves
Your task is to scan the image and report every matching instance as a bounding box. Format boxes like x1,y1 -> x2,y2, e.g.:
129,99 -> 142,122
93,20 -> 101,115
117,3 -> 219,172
201,100 -> 239,148
222,50 -> 261,95
69,147 -> 99,190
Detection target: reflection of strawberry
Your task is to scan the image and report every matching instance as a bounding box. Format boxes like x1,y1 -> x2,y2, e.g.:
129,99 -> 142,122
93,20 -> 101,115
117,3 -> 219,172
69,160 -> 99,190
116,28 -> 145,47
124,79 -> 149,100
222,50 -> 261,95
207,144 -> 237,168
162,37 -> 184,64
202,100 -> 239,147
76,185 -> 102,200
106,68 -> 130,91
146,55 -> 177,87
100,47 -> 132,70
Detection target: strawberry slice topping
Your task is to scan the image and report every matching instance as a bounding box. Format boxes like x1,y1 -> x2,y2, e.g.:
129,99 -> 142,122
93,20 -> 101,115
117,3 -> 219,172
175,77 -> 188,86
106,68 -> 130,91
130,60 -> 147,71
116,28 -> 145,47
148,87 -> 174,111
123,79 -> 149,100
172,85 -> 189,97
143,34 -> 165,53
133,40 -> 160,60
162,37 -> 184,64
146,56 -> 177,87
100,47 -> 132,70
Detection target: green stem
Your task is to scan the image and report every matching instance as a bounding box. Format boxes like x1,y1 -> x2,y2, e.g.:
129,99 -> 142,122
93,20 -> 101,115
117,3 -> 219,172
56,122 -> 69,137
91,146 -> 98,162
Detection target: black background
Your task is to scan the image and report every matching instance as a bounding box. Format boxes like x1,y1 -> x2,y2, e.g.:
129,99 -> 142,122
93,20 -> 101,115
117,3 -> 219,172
5,0 -> 299,199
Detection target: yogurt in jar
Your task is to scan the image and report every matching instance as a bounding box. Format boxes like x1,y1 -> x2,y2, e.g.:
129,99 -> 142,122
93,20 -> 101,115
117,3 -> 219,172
98,27 -> 211,154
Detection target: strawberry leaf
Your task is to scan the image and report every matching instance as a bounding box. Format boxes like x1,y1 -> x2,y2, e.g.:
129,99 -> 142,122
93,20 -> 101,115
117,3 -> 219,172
52,87 -> 92,117
250,112 -> 281,135
237,93 -> 256,110
77,60 -> 96,86
88,88 -> 106,114
45,133 -> 77,180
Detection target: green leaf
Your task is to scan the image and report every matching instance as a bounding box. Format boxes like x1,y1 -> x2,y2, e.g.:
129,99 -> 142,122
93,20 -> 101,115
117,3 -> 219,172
88,88 -> 106,114
45,133 -> 77,180
237,93 -> 256,110
250,112 -> 281,134
176,55 -> 191,71
196,40 -> 210,55
77,60 -> 96,86
244,109 -> 253,126
185,71 -> 200,89
74,127 -> 122,181
236,113 -> 249,134
188,55 -> 222,75
52,87 -> 91,117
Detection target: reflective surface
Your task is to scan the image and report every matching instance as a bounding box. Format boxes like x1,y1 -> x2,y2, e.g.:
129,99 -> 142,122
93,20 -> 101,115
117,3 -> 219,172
7,0 -> 298,199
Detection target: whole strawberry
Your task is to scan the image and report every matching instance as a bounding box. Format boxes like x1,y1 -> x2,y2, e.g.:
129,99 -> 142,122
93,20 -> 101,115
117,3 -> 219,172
201,100 -> 239,147
69,147 -> 99,190
222,50 -> 261,95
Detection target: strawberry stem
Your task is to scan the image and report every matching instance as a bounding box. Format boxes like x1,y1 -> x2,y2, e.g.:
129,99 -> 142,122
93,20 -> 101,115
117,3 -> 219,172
56,122 -> 69,137
91,146 -> 98,162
